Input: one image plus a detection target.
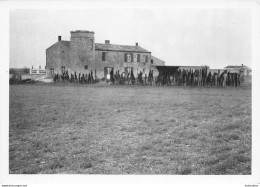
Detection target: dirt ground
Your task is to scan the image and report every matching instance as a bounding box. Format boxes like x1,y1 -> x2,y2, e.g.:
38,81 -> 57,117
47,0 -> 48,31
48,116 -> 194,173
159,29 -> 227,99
9,84 -> 251,174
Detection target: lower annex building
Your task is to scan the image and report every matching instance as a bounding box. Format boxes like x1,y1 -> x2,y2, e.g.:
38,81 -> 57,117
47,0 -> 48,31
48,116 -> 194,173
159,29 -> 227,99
46,30 -> 165,79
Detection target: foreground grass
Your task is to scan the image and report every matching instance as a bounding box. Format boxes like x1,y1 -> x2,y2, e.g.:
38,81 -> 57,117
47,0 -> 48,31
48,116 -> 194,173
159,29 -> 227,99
9,84 -> 251,174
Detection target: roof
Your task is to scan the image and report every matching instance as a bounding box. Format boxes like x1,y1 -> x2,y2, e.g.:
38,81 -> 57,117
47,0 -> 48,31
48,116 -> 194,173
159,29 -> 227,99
95,43 -> 151,53
151,55 -> 165,62
155,66 -> 180,72
46,41 -> 151,53
179,65 -> 209,68
71,30 -> 94,34
225,65 -> 251,70
46,40 -> 70,51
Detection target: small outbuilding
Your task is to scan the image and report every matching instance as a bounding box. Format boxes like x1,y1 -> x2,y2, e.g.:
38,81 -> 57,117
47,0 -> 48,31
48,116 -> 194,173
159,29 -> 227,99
224,64 -> 251,84
224,64 -> 251,76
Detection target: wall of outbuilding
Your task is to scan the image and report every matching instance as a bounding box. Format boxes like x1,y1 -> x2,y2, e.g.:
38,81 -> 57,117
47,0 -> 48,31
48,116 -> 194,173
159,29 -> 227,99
46,43 -> 70,75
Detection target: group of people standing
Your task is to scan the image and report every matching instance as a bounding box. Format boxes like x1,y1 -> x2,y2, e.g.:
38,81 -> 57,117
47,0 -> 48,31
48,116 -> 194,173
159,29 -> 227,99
53,70 -> 95,84
52,68 -> 241,87
108,68 -> 241,87
107,69 -> 154,86
155,68 -> 241,87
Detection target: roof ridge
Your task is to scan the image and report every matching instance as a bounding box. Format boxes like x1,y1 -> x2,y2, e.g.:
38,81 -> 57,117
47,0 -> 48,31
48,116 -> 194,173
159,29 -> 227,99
47,41 -> 150,52
95,43 -> 151,53
96,43 -> 142,47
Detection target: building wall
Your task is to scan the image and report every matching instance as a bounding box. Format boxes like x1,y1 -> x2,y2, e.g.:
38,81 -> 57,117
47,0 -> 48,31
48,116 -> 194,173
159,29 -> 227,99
224,67 -> 251,76
95,50 -> 152,78
240,68 -> 251,76
151,55 -> 165,66
46,43 -> 70,75
69,31 -> 95,75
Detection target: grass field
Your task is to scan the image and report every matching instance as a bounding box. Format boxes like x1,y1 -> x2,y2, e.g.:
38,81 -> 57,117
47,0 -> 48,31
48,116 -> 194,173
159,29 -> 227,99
9,84 -> 251,174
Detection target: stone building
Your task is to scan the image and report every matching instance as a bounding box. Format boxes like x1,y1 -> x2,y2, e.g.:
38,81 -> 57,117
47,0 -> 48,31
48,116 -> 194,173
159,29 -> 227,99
29,66 -> 46,75
224,64 -> 251,84
224,64 -> 251,76
46,30 -> 163,79
151,55 -> 165,66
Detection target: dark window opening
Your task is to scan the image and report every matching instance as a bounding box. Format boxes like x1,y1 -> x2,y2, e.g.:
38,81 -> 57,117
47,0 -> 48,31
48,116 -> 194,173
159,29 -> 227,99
151,59 -> 153,64
125,67 -> 133,75
90,39 -> 94,51
85,65 -> 88,70
102,52 -> 106,61
137,54 -> 141,62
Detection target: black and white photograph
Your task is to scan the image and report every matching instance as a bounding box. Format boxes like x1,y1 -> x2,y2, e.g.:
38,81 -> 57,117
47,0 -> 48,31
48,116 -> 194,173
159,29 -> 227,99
1,0 -> 260,186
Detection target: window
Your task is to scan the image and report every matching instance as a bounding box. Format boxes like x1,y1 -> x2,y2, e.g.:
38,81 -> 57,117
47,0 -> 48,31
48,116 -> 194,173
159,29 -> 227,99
125,53 -> 133,62
125,67 -> 133,75
39,70 -> 46,74
151,59 -> 153,64
134,54 -> 137,62
143,55 -> 148,63
61,66 -> 65,74
50,68 -> 54,75
137,54 -> 141,62
104,67 -> 114,79
102,52 -> 106,61
127,54 -> 131,62
31,70 -> 37,74
90,39 -> 94,51
85,65 -> 88,70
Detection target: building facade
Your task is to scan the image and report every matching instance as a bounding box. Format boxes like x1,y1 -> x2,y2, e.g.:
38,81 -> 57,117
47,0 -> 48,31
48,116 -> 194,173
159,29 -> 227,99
46,30 -> 161,79
151,55 -> 165,66
224,65 -> 251,76
29,66 -> 46,75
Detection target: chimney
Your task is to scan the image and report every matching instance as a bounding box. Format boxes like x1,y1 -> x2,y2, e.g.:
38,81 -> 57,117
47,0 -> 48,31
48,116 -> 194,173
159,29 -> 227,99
136,42 -> 138,46
105,40 -> 110,44
58,36 -> 61,41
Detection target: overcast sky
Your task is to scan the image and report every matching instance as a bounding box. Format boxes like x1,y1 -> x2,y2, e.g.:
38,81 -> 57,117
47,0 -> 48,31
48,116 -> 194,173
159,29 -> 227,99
10,8 -> 251,69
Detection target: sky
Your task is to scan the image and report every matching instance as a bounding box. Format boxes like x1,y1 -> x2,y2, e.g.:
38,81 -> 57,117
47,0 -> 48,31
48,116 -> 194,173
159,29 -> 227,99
9,8 -> 251,69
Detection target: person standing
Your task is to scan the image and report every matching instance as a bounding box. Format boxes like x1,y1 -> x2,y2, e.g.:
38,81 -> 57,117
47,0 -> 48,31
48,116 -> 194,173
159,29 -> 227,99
223,71 -> 227,87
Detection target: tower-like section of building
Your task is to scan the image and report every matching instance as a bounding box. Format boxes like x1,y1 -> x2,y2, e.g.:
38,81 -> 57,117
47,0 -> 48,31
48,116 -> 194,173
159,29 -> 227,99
70,30 -> 95,74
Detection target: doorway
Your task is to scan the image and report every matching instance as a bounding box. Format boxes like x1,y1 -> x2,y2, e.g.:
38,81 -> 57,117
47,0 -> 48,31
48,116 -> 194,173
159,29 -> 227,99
104,67 -> 114,79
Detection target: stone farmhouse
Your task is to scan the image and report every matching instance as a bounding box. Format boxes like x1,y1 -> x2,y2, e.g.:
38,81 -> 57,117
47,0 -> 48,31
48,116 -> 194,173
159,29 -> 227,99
224,64 -> 251,76
224,64 -> 251,84
46,30 -> 165,79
